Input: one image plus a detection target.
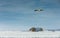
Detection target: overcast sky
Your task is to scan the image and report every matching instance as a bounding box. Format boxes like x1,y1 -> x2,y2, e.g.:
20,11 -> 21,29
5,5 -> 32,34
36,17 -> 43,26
0,0 -> 60,31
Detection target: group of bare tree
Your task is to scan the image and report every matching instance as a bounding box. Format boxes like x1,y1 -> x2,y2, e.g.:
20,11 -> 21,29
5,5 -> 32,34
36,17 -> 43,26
29,27 -> 44,32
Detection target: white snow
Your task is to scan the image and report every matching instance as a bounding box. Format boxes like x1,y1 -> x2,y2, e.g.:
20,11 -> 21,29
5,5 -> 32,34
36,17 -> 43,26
0,31 -> 60,38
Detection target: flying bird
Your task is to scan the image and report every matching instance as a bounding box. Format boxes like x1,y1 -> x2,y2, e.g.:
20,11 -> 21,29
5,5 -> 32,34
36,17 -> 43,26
34,9 -> 43,12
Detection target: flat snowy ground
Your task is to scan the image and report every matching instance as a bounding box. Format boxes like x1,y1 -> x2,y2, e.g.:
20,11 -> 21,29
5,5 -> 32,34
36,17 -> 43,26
0,31 -> 60,38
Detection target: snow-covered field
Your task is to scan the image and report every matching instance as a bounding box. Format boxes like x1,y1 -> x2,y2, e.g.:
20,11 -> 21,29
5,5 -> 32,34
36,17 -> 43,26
0,31 -> 60,38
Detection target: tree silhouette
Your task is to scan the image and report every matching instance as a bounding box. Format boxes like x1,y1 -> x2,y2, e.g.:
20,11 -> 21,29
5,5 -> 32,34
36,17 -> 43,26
39,28 -> 44,31
29,27 -> 36,32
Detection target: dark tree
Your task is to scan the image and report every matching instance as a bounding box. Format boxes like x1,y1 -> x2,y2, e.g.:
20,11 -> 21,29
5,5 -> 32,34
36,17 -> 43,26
39,28 -> 44,31
29,27 -> 36,32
